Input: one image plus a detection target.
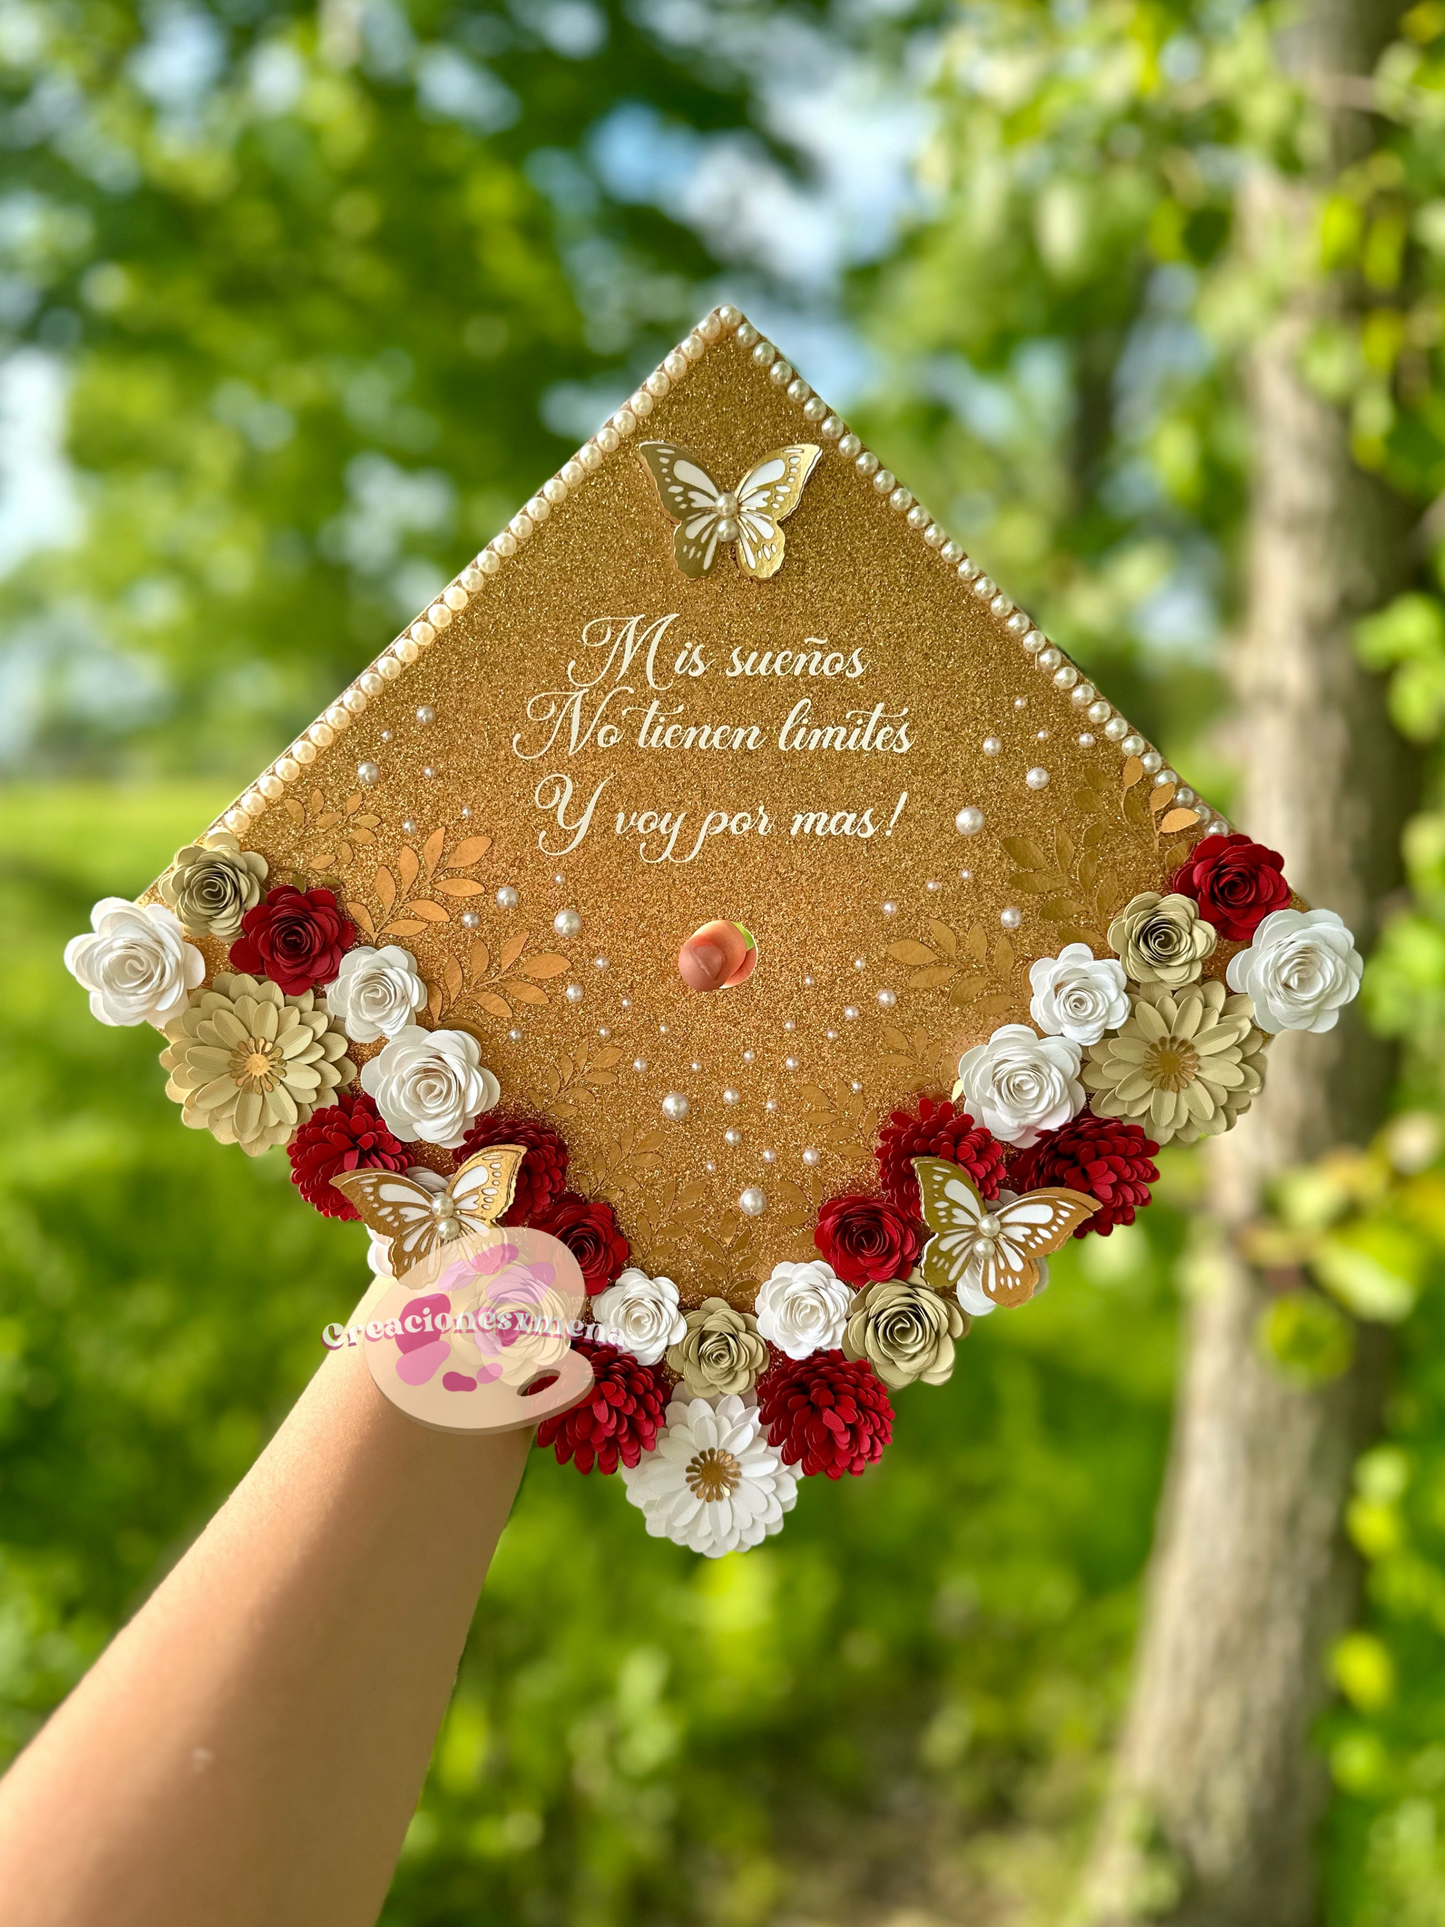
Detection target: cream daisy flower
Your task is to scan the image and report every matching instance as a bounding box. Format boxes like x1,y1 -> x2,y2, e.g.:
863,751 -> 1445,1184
1081,979 -> 1267,1146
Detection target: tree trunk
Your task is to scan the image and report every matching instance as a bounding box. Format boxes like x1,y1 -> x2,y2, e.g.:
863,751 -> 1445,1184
1080,6 -> 1416,1920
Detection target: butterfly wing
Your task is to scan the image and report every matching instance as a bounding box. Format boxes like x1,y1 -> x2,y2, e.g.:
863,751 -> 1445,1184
734,445 -> 821,580
983,1189 -> 1099,1308
912,1156 -> 988,1300
636,443 -> 727,577
449,1146 -> 525,1236
330,1169 -> 442,1279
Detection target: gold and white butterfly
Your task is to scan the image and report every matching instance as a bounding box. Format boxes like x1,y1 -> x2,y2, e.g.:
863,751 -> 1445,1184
913,1156 -> 1098,1311
331,1147 -> 525,1281
637,442 -> 821,579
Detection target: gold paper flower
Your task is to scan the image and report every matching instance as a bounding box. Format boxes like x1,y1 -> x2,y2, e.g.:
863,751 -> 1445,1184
842,1278 -> 967,1390
1106,891 -> 1217,987
159,970 -> 355,1157
159,830 -> 269,939
1081,979 -> 1267,1146
667,1297 -> 769,1398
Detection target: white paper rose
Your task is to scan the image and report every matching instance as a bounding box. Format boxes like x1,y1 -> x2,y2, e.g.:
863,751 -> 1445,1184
359,1024 -> 499,1146
591,1267 -> 687,1366
325,944 -> 429,1043
1029,942 -> 1130,1046
754,1259 -> 853,1360
1225,908 -> 1363,1034
620,1393 -> 800,1557
64,897 -> 205,1029
953,1023 -> 1084,1148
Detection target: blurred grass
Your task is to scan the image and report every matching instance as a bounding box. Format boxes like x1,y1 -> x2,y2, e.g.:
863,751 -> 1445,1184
0,782 -> 1185,1925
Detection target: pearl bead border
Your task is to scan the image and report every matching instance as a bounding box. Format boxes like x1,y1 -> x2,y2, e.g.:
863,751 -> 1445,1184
216,305 -> 1228,840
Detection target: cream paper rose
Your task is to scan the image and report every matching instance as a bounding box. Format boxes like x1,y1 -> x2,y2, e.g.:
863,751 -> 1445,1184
590,1267 -> 687,1367
1107,891 -> 1217,987
842,1278 -> 966,1389
325,944 -> 429,1043
1028,942 -> 1130,1045
667,1298 -> 769,1398
953,1023 -> 1084,1148
65,898 -> 205,1029
754,1258 -> 853,1360
360,1024 -> 499,1147
1225,908 -> 1363,1034
158,830 -> 268,939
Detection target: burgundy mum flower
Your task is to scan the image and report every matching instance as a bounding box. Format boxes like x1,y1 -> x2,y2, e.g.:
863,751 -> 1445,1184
535,1340 -> 667,1474
1169,832 -> 1290,943
455,1112 -> 570,1225
532,1191 -> 630,1295
229,883 -> 356,995
757,1350 -> 894,1478
287,1090 -> 409,1220
814,1193 -> 924,1285
876,1096 -> 1007,1215
1006,1111 -> 1159,1237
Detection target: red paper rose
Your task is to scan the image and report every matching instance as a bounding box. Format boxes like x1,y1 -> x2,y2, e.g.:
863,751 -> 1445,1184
532,1191 -> 630,1295
1169,833 -> 1289,943
814,1193 -> 923,1285
287,1090 -> 409,1220
1007,1111 -> 1159,1237
455,1112 -> 570,1225
876,1096 -> 1007,1215
536,1340 -> 666,1474
757,1350 -> 893,1479
229,884 -> 356,995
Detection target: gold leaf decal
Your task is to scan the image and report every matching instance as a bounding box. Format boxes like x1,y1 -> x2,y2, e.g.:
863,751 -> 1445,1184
375,867 -> 397,914
404,900 -> 450,922
396,846 -> 420,894
433,878 -> 485,897
517,953 -> 569,979
421,825 -> 446,880
348,901 -> 377,941
449,836 -> 492,867
1160,808 -> 1201,835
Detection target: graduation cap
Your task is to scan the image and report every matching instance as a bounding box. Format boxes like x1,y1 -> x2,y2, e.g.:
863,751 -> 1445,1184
66,308 -> 1361,1550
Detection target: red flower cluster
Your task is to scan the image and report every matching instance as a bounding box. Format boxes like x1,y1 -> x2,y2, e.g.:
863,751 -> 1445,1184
814,1193 -> 923,1284
455,1112 -> 570,1224
1007,1112 -> 1159,1237
1169,833 -> 1289,943
229,884 -> 356,995
535,1340 -> 667,1474
533,1191 -> 630,1294
876,1096 -> 1007,1214
757,1351 -> 893,1478
287,1091 -> 409,1220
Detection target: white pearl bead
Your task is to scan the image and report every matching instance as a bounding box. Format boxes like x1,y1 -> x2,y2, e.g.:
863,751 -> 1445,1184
787,377 -> 811,403
1104,716 -> 1130,741
803,395 -> 827,421
1071,683 -> 1095,706
241,790 -> 266,816
837,433 -> 861,457
877,988 -> 897,1008
1022,629 -> 1046,654
724,1127 -> 741,1146
461,911 -> 479,929
1122,734 -> 1146,756
496,886 -> 518,909
956,806 -> 985,835
1088,700 -> 1112,724
628,390 -> 653,418
326,704 -> 352,730
784,1055 -> 799,1070
508,1028 -> 522,1042
941,541 -> 963,563
255,771 -> 282,799
357,761 -> 380,786
412,619 -> 436,645
479,550 -> 502,576
1000,906 -> 1022,929
645,368 -> 671,396
1037,646 -> 1062,671
359,673 -> 384,698
561,460 -> 585,487
510,512 -> 534,541
683,332 -> 706,359
742,1049 -> 755,1063
802,1148 -> 821,1167
543,477 -> 568,505
611,410 -> 636,438
1176,786 -> 1195,805
856,451 -> 880,476
821,414 -> 845,438
768,360 -> 792,386
460,564 -> 483,591
662,1092 -> 690,1122
723,1088 -> 739,1105
578,442 -> 603,470
343,689 -> 369,715
710,306 -> 736,333
394,638 -> 420,664
899,495 -> 924,520
428,602 -> 452,627
762,1150 -> 777,1164
593,955 -> 608,970
1158,769 -> 1178,787
972,576 -> 996,599
292,741 -> 317,766
1026,766 -> 1050,790
983,736 -> 1002,756
872,469 -> 895,493
843,1005 -> 859,1020
1079,732 -> 1096,748
554,908 -> 581,939
882,900 -> 898,917
1005,610 -> 1031,635
633,1057 -> 648,1072
665,350 -> 688,381
1141,750 -> 1163,774
224,808 -> 249,833
308,723 -> 334,748
493,530 -> 518,558
735,321 -> 758,346
924,523 -> 946,546
377,658 -> 402,682
738,1186 -> 766,1218
595,426 -> 619,453
990,593 -> 1013,618
751,341 -> 776,367
564,983 -> 584,1004
414,705 -> 435,726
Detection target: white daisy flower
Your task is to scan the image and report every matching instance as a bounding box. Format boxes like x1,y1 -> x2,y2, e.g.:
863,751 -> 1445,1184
620,1393 -> 801,1557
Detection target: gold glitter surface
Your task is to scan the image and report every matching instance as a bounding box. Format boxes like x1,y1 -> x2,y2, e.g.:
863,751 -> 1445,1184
153,321 -> 1214,1301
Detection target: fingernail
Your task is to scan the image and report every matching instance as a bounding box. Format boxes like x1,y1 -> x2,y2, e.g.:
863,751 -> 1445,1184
680,941 -> 726,989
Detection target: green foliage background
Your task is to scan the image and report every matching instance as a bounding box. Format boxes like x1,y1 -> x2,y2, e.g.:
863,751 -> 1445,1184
9,0 -> 1445,1919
